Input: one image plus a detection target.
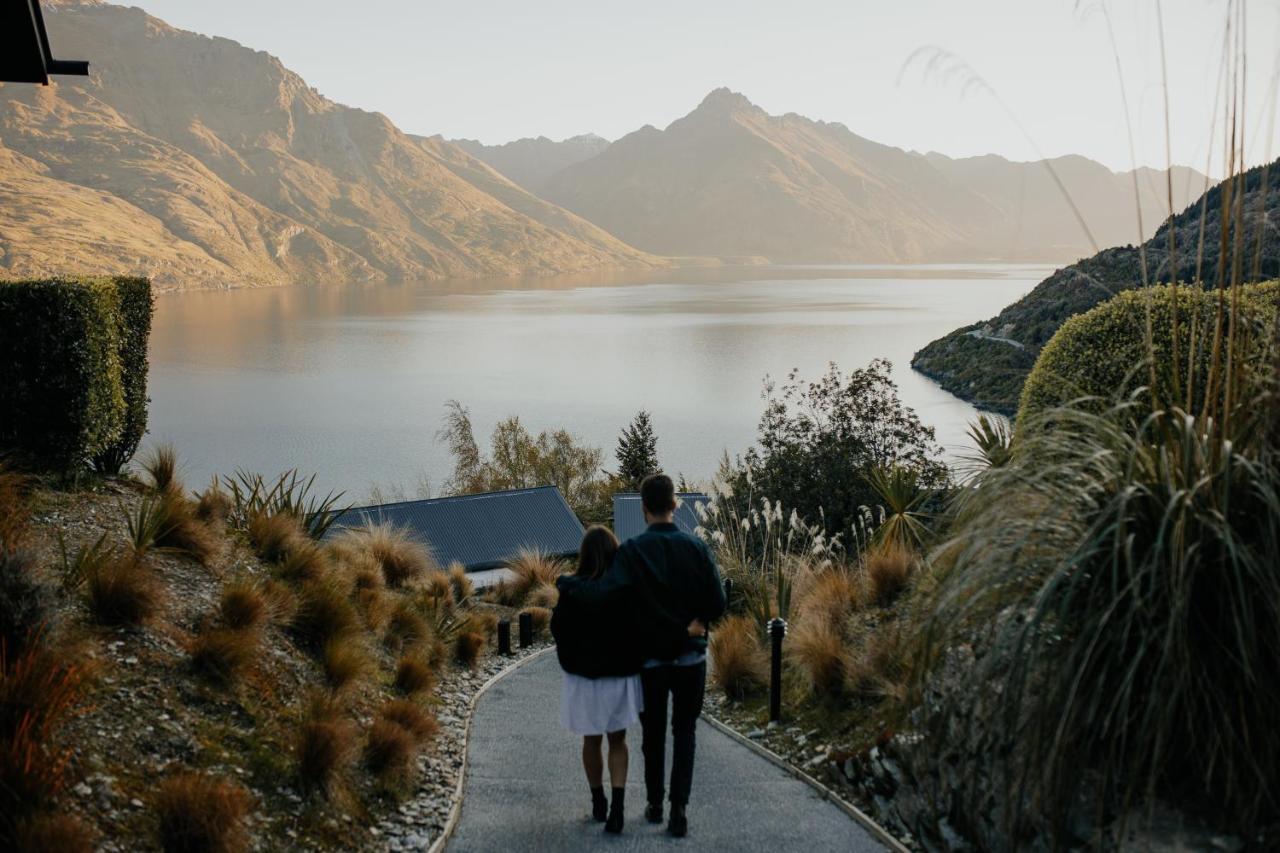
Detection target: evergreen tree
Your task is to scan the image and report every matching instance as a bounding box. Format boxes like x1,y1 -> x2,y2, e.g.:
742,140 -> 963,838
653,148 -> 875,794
615,411 -> 660,491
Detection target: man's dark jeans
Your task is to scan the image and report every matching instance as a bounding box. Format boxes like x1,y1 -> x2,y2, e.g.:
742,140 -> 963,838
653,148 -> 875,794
640,662 -> 707,807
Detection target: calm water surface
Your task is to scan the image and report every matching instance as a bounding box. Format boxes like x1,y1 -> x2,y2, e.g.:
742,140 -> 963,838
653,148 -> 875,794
145,264 -> 1053,501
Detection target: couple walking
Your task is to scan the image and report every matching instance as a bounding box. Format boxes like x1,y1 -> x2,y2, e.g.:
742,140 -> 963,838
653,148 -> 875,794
550,474 -> 726,837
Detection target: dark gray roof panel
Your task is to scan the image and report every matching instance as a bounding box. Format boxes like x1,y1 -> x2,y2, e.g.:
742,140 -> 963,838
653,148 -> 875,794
612,493 -> 711,542
326,486 -> 584,572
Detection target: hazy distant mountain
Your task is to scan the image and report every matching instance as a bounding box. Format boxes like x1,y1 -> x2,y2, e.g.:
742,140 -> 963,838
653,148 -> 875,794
449,134 -> 610,193
539,88 -> 1205,264
0,2 -> 654,290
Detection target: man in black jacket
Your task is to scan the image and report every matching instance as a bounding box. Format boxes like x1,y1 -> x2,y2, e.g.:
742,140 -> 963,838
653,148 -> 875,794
612,473 -> 726,838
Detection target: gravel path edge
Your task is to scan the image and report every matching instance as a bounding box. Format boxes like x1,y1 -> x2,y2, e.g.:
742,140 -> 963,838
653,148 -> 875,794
428,646 -> 558,853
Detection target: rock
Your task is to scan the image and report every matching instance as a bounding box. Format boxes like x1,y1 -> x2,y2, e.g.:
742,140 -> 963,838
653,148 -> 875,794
746,729 -> 765,739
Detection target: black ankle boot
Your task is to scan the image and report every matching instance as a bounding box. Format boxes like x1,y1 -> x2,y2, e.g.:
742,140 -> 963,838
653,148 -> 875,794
590,786 -> 608,822
668,803 -> 688,838
604,787 -> 625,834
644,802 -> 664,824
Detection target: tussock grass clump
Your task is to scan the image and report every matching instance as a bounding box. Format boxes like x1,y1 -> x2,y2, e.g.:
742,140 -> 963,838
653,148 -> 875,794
140,444 -> 181,495
526,583 -> 558,610
864,545 -> 913,606
295,709 -> 355,798
154,492 -> 218,566
155,772 -> 250,853
708,615 -> 767,700
493,550 -> 564,606
421,571 -> 452,603
0,548 -> 54,658
322,640 -> 370,692
15,813 -> 94,853
788,618 -> 847,697
247,513 -> 305,564
276,542 -> 330,585
86,555 -> 159,626
794,568 -> 860,630
446,564 -> 473,604
846,628 -> 906,702
453,631 -> 486,669
345,523 -> 435,588
378,699 -> 439,743
393,656 -> 435,695
289,580 -> 359,649
383,602 -> 429,652
219,580 -> 267,632
194,481 -> 233,526
363,718 -> 416,786
190,629 -> 257,685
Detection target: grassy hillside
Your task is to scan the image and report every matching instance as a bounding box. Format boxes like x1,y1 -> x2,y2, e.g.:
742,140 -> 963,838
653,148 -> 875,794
912,159 -> 1280,414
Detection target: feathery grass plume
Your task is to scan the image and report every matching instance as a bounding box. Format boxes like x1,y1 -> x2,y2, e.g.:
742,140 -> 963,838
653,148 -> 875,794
322,640 -> 370,693
342,522 -> 434,588
140,444 -> 181,495
190,628 -> 258,686
289,579 -> 359,650
14,813 -> 94,853
247,512 -> 306,565
154,772 -> 249,853
0,549 -> 55,659
453,631 -> 486,669
295,700 -> 355,799
393,656 -> 435,696
377,699 -> 440,743
0,467 -> 32,552
86,554 -> 159,626
520,606 -> 552,638
446,563 -> 473,604
708,614 -> 768,701
194,479 -> 233,526
788,617 -> 847,697
219,580 -> 267,632
863,544 -> 913,607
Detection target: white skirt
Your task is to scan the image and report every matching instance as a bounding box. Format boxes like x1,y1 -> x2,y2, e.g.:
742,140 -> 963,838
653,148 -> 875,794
560,672 -> 644,736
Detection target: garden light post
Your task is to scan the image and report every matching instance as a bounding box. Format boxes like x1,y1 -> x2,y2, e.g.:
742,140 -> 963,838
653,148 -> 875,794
497,619 -> 512,655
769,617 -> 786,723
723,577 -> 733,609
518,611 -> 533,648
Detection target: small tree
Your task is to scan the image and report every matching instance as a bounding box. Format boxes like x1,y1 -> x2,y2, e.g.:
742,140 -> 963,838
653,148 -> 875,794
614,411 -> 660,491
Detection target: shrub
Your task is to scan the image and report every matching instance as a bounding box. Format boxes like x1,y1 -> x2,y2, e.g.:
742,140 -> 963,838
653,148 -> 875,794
345,523 -> 435,588
0,277 -> 125,470
86,555 -> 159,625
393,656 -> 435,695
708,615 -> 767,700
155,772 -> 249,853
219,580 -> 267,632
140,444 -> 181,495
1018,282 -> 1279,423
447,564 -> 473,604
295,714 -> 354,798
453,631 -> 486,669
322,640 -> 370,692
289,580 -> 358,649
190,629 -> 257,685
15,813 -> 94,853
0,549 -> 54,659
90,277 -> 153,476
363,718 -> 416,786
247,513 -> 305,564
864,545 -> 913,606
788,618 -> 846,697
377,699 -> 439,743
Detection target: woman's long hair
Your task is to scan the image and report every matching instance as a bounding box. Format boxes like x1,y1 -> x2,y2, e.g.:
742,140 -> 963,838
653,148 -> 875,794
576,525 -> 618,580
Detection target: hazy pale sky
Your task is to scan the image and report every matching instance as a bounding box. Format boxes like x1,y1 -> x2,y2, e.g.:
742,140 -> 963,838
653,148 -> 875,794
134,0 -> 1279,174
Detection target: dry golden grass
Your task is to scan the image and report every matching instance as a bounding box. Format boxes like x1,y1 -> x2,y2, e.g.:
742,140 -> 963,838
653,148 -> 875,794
520,606 -> 552,638
354,587 -> 390,633
155,772 -> 250,853
378,699 -> 439,743
247,512 -> 306,564
709,615 -> 768,701
447,564 -> 473,604
345,523 -> 435,588
383,602 -> 429,652
794,568 -> 860,630
496,550 -> 565,606
190,628 -> 258,685
295,714 -> 355,798
289,580 -> 359,650
194,481 -> 233,526
864,544 -> 914,606
363,718 -> 416,786
260,579 -> 297,625
15,813 -> 95,853
421,570 -> 453,603
276,542 -> 330,584
845,626 -> 907,701
788,618 -> 847,697
393,655 -> 435,696
526,582 -> 559,610
86,555 -> 159,626
219,580 -> 267,632
453,631 -> 486,669
140,444 -> 182,495
322,640 -> 370,692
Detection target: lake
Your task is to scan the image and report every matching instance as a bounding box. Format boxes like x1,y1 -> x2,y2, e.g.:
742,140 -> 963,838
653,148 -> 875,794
145,263 -> 1053,502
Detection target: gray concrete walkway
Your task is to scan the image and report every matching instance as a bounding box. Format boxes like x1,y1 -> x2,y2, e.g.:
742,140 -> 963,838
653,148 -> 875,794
448,652 -> 886,852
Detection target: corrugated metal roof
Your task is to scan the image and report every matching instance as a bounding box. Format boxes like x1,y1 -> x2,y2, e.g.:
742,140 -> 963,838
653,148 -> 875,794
612,493 -> 711,542
325,486 -> 584,572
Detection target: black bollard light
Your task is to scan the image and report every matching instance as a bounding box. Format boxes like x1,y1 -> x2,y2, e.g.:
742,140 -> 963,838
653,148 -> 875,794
768,618 -> 786,723
497,619 -> 512,655
723,577 -> 734,610
518,611 -> 533,648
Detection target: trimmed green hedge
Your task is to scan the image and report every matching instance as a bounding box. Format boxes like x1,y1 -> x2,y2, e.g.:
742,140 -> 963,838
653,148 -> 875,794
0,276 -> 153,471
92,277 -> 155,474
1018,281 -> 1279,422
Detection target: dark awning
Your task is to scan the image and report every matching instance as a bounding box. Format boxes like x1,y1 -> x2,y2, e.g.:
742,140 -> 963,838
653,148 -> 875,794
1,0 -> 89,84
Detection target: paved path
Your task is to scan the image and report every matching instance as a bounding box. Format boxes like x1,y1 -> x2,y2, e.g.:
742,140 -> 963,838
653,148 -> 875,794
448,653 -> 886,852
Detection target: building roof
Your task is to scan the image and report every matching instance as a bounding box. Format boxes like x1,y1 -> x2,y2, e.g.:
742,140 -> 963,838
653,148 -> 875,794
612,493 -> 711,542
2,1 -> 90,84
325,486 -> 584,572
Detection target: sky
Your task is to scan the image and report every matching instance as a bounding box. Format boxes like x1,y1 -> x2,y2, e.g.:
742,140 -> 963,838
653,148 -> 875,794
133,0 -> 1280,175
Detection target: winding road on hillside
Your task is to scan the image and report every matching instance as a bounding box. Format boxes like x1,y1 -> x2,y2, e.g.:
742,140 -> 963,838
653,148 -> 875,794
446,652 -> 887,852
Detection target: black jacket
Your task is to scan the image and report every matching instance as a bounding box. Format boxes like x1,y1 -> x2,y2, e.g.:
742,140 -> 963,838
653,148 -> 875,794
568,523 -> 727,665
551,574 -> 648,678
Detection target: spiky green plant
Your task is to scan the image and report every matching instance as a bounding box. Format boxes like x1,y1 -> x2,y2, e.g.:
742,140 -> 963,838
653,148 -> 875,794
864,465 -> 933,551
223,469 -> 347,540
